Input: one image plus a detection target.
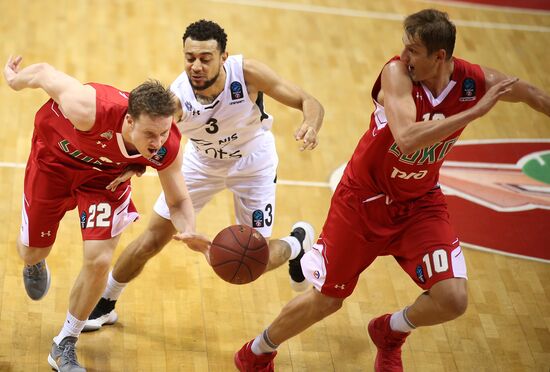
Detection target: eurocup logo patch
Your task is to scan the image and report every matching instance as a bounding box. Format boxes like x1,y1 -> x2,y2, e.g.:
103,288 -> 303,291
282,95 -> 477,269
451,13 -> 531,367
149,146 -> 168,165
230,81 -> 243,100
459,78 -> 476,101
80,211 -> 87,229
416,265 -> 426,284
184,101 -> 193,111
252,209 -> 264,227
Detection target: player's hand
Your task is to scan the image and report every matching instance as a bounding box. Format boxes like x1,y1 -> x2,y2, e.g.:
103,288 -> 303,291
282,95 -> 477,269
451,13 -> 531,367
106,164 -> 146,191
173,232 -> 212,262
3,55 -> 23,90
472,77 -> 519,118
294,122 -> 319,151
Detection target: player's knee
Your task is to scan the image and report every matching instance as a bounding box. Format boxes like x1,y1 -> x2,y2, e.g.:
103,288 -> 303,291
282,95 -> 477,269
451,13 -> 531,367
314,291 -> 344,317
134,230 -> 167,258
436,285 -> 468,319
17,239 -> 51,264
84,253 -> 112,278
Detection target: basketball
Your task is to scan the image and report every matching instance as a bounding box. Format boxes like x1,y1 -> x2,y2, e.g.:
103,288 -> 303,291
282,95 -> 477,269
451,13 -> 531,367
209,225 -> 269,284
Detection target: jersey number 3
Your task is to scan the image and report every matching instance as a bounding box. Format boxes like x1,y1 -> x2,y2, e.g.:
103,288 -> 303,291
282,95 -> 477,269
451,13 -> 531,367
205,118 -> 219,134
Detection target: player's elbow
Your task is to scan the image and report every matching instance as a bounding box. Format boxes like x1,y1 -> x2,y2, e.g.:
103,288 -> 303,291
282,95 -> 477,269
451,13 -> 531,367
393,134 -> 417,155
29,63 -> 55,88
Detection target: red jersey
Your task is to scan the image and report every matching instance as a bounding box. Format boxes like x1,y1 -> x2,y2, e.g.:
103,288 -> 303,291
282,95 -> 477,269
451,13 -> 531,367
341,57 -> 486,201
32,83 -> 181,177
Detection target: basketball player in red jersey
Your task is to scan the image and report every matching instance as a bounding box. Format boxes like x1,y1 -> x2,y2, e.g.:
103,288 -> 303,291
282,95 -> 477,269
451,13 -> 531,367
3,55 -> 210,372
235,9 -> 550,372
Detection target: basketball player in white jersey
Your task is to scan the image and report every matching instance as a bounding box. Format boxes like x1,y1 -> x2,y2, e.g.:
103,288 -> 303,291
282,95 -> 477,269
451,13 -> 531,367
83,19 -> 324,331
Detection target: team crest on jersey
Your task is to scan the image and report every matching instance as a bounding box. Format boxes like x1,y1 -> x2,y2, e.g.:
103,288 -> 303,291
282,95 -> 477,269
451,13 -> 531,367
100,130 -> 114,140
80,211 -> 87,229
149,146 -> 168,166
252,209 -> 264,227
230,81 -> 243,100
415,265 -> 426,284
459,78 -> 476,102
184,101 -> 193,111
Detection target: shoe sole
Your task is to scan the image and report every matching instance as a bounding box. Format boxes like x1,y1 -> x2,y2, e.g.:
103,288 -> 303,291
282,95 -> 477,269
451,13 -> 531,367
47,353 -> 59,371
82,311 -> 118,332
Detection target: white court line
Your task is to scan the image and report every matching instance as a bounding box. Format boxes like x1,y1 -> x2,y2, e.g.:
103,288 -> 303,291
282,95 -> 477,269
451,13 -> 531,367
209,0 -> 550,32
0,162 -> 26,169
461,241 -> 550,264
0,162 -> 331,188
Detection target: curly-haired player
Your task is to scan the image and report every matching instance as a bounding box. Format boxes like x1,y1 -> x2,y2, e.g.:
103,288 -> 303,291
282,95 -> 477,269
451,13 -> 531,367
85,19 -> 325,332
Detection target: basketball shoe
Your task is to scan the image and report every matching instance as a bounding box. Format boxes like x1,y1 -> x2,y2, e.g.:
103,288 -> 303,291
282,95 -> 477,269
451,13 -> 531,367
234,340 -> 277,372
368,314 -> 410,372
47,336 -> 86,372
288,221 -> 315,291
23,259 -> 51,300
82,297 -> 118,332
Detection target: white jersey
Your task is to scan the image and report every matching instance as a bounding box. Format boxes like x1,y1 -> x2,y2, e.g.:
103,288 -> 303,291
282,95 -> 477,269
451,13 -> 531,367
170,55 -> 274,160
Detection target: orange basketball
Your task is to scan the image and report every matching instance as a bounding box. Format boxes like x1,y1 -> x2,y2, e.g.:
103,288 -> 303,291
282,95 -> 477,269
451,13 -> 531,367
209,225 -> 269,284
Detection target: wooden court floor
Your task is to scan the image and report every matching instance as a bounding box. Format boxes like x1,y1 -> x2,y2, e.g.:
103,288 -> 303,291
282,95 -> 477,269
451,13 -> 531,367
0,0 -> 549,371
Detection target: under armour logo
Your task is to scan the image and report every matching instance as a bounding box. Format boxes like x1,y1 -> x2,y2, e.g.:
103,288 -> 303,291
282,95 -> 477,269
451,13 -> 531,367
96,141 -> 107,148
416,92 -> 422,101
41,231 -> 51,237
334,284 -> 345,290
192,110 -> 201,116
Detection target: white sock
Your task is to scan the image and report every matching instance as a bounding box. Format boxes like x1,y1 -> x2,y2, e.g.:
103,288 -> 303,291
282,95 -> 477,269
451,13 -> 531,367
251,329 -> 278,355
53,312 -> 86,345
390,307 -> 416,333
102,271 -> 127,300
280,236 -> 301,260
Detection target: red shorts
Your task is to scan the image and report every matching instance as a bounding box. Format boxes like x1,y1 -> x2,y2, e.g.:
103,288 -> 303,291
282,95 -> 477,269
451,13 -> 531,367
20,146 -> 139,248
301,183 -> 467,298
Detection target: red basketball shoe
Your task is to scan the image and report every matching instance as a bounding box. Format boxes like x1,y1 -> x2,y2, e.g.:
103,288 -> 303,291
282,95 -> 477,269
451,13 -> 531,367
234,340 -> 277,372
368,314 -> 410,372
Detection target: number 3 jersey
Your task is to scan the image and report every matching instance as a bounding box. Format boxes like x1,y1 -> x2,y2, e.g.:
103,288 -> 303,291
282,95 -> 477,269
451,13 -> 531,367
341,56 -> 486,202
170,55 -> 273,160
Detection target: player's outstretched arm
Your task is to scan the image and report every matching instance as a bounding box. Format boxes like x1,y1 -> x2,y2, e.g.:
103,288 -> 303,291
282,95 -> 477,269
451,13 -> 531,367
383,60 -> 517,154
3,55 -> 96,130
243,58 -> 325,151
482,66 -> 550,117
157,147 -> 211,256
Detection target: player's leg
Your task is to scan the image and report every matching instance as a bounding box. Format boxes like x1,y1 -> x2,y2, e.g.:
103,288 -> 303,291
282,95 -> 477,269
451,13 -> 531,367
83,211 -> 176,332
48,235 -> 120,372
235,183 -> 378,371
235,288 -> 343,371
229,134 -> 315,290
18,158 -> 76,301
368,189 -> 467,372
50,186 -> 141,371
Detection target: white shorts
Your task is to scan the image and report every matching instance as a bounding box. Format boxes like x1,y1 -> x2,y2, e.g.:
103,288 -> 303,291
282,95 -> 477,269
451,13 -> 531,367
154,132 -> 278,238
